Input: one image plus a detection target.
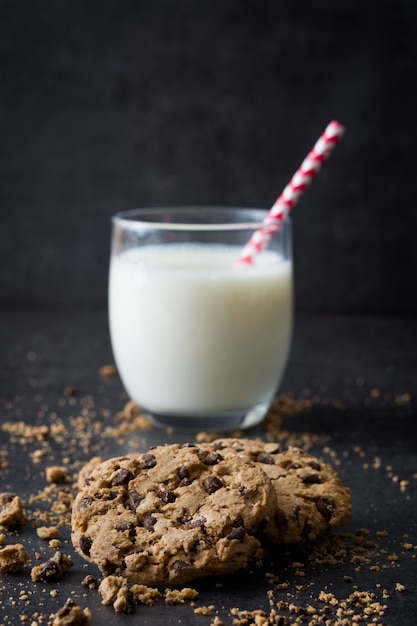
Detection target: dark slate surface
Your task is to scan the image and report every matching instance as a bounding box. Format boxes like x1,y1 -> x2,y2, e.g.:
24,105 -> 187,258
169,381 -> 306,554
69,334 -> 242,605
0,310 -> 416,624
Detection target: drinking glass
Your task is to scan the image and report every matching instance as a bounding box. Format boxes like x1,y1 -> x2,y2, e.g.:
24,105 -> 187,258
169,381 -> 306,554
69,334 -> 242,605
109,207 -> 293,431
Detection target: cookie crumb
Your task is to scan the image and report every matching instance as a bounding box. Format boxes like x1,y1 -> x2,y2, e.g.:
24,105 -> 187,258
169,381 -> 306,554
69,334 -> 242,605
99,364 -> 117,378
46,466 -> 70,484
52,599 -> 91,626
0,492 -> 28,528
0,543 -> 30,572
98,575 -> 135,613
165,587 -> 199,604
31,551 -> 73,582
36,525 -> 60,540
112,400 -> 152,431
81,575 -> 98,589
122,400 -> 140,419
195,431 -> 220,443
194,604 -> 215,615
130,584 -> 161,605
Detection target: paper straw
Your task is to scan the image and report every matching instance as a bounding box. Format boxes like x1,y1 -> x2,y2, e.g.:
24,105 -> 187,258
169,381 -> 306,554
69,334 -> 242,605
237,120 -> 346,265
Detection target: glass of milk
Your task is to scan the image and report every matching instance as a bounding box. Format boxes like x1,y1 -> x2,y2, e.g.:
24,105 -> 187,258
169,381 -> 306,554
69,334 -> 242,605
109,207 -> 293,431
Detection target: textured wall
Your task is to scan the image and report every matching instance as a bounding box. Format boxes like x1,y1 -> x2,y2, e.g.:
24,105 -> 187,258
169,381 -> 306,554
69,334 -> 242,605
1,0 -> 416,314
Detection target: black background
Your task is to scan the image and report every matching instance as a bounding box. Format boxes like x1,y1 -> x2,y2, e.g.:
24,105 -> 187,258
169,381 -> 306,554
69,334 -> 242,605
1,0 -> 416,315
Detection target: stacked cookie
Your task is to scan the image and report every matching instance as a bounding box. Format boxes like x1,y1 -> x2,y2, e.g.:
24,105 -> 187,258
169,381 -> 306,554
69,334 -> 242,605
71,440 -> 351,586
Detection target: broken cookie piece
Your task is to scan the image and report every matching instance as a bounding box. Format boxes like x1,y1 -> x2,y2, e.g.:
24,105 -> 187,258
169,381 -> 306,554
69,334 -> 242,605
0,543 -> 30,572
0,492 -> 28,528
99,575 -> 135,613
52,599 -> 91,626
31,550 -> 73,582
36,525 -> 60,540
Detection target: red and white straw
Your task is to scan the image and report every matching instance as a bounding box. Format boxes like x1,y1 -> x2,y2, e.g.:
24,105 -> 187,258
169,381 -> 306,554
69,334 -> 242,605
237,120 -> 346,265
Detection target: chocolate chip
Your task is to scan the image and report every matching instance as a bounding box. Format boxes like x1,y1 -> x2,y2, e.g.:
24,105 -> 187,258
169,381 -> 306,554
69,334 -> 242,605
172,559 -> 188,573
203,475 -> 223,494
81,574 -> 98,588
238,485 -> 248,496
116,520 -> 135,533
40,559 -> 62,580
180,511 -> 192,524
79,535 -> 92,556
301,473 -> 321,484
126,547 -> 143,557
188,516 -> 207,529
178,478 -> 191,487
112,468 -> 133,486
308,461 -> 321,471
178,466 -> 189,480
0,493 -> 15,508
142,515 -> 157,530
141,454 -> 157,469
256,452 -> 276,465
284,461 -> 301,470
202,451 -> 223,465
121,592 -> 136,614
76,495 -> 93,510
128,490 -> 144,511
289,504 -> 301,522
160,490 -> 176,504
316,497 -> 335,522
95,489 -> 118,500
226,526 -> 245,541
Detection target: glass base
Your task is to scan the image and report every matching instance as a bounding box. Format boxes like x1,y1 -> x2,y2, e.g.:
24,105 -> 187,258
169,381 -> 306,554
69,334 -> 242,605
143,402 -> 270,433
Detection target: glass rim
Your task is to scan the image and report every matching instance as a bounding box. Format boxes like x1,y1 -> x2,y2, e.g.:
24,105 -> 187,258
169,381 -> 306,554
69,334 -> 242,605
112,206 -> 291,232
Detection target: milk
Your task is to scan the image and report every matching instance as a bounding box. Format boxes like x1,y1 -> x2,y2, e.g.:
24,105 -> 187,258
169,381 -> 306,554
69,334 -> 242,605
109,244 -> 293,417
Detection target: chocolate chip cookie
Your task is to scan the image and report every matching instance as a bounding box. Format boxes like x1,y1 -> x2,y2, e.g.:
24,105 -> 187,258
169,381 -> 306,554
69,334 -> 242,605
200,439 -> 352,544
71,443 -> 277,585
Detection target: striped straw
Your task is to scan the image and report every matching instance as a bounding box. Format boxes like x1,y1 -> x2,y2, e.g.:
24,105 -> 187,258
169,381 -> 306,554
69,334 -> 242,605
237,120 -> 346,265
